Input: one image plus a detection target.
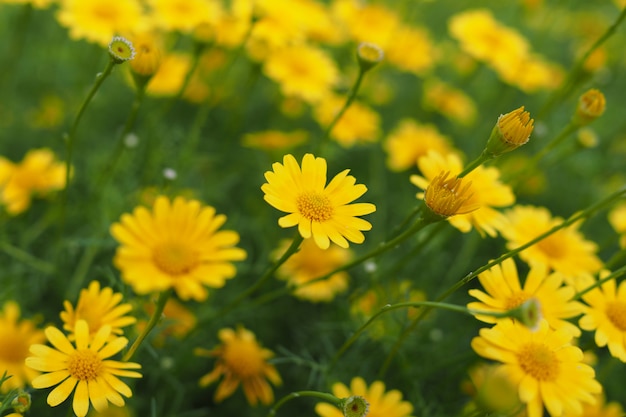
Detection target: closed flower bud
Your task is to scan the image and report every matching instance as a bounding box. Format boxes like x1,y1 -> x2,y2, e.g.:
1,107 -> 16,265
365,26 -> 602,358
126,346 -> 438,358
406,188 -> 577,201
357,42 -> 384,73
573,88 -> 605,126
485,106 -> 534,157
510,298 -> 542,331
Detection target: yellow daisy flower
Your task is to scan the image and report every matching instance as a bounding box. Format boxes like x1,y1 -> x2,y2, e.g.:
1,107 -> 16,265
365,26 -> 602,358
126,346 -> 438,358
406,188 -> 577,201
468,258 -> 584,336
60,281 -> 136,340
313,95 -> 381,147
274,238 -> 351,302
314,376 -> 413,417
0,148 -> 67,215
26,320 -> 142,417
383,119 -> 453,172
0,301 -> 45,392
410,151 -> 514,237
261,153 -> 376,249
147,0 -> 222,33
422,79 -> 477,126
110,195 -> 247,301
195,326 -> 281,406
385,25 -> 436,75
471,319 -> 601,417
499,205 -> 603,278
578,276 -> 626,362
608,201 -> 626,248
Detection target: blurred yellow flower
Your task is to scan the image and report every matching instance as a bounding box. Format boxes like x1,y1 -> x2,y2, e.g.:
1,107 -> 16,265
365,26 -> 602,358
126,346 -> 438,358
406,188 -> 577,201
262,153 -> 376,249
499,205 -> 603,278
127,32 -> 162,79
332,0 -> 399,48
384,119 -> 453,171
315,376 -> 413,417
274,238 -> 351,302
138,298 -> 197,346
411,151 -> 514,237
562,392 -> 624,417
263,44 -> 339,103
468,258 -> 584,336
195,326 -> 281,406
0,301 -> 45,392
147,0 -> 222,33
461,362 -> 524,417
385,25 -> 436,75
30,95 -> 65,129
0,148 -> 67,215
60,281 -> 136,341
145,53 -> 189,96
422,79 -> 477,125
110,196 -> 247,301
472,319 -> 601,417
56,0 -> 145,46
314,95 -> 381,147
608,202 -> 626,248
26,321 -> 142,417
213,0 -> 253,48
242,130 -> 308,151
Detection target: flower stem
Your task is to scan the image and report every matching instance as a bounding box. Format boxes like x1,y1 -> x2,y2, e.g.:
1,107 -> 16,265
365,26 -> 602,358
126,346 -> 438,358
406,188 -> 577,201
574,264 -> 626,300
268,391 -> 341,417
123,289 -> 172,361
457,150 -> 493,178
0,241 -> 55,275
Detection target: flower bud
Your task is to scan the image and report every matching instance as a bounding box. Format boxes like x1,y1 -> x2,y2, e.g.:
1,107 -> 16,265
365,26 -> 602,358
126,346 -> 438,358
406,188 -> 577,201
341,395 -> 370,417
11,391 -> 31,413
485,106 -> 534,157
108,36 -> 135,64
422,171 -> 479,219
510,298 -> 542,331
573,88 -> 605,126
357,42 -> 384,73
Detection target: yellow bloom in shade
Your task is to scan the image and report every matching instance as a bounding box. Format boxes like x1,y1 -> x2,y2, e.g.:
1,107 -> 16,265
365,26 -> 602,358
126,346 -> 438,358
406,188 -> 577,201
147,0 -> 222,33
0,301 -> 45,392
127,32 -> 162,78
471,319 -> 601,417
499,205 -> 603,278
410,151 -> 514,237
274,238 -> 351,302
578,275 -> 626,362
56,0 -> 145,46
110,196 -> 247,301
60,281 -> 136,341
263,44 -> 339,103
574,89 -> 606,126
314,95 -> 381,147
384,119 -> 453,172
262,154 -> 376,249
195,326 -> 281,406
608,202 -> 626,248
141,298 -> 196,342
314,376 -> 413,417
422,79 -> 477,125
0,148 -> 67,215
468,258 -> 584,336
26,321 -> 142,417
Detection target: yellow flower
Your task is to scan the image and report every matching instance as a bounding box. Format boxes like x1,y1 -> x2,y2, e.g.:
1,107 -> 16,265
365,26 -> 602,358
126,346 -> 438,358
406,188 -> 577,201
499,205 -> 603,278
138,298 -> 197,345
127,32 -> 162,78
242,130 -> 309,151
471,319 -> 601,417
384,119 -> 453,172
485,106 -> 534,157
608,202 -> 626,248
574,88 -> 606,126
468,258 -> 584,336
56,0 -> 145,46
110,196 -> 247,301
422,171 -> 479,219
108,37 -> 135,64
0,301 -> 45,392
578,275 -> 626,362
261,154 -> 376,249
263,44 -> 339,103
313,95 -> 381,147
385,25 -> 436,75
145,53 -> 190,97
274,238 -> 351,302
410,151 -> 514,237
333,0 -> 400,48
147,0 -> 222,33
562,392 -> 624,417
213,0 -> 253,48
195,326 -> 281,406
314,377 -> 413,417
461,362 -> 524,416
26,321 -> 142,417
0,148 -> 67,215
60,281 -> 136,341
422,79 -> 477,125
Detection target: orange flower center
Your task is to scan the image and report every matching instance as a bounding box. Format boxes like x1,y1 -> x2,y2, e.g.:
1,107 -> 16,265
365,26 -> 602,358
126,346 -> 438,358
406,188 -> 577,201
153,241 -> 199,276
68,349 -> 103,381
222,340 -> 265,378
517,342 -> 559,381
505,291 -> 529,310
606,301 -> 626,331
296,192 -> 333,222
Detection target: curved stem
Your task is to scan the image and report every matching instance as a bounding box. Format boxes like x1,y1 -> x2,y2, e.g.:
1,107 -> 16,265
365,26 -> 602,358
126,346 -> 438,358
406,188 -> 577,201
268,391 -> 341,417
123,289 -> 172,361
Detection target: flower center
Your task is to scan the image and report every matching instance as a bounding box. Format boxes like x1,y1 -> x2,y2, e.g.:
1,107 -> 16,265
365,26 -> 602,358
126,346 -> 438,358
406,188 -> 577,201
296,192 -> 333,222
505,291 -> 529,310
517,342 -> 559,381
536,234 -> 565,260
222,340 -> 265,378
606,301 -> 626,331
68,349 -> 103,381
152,241 -> 199,276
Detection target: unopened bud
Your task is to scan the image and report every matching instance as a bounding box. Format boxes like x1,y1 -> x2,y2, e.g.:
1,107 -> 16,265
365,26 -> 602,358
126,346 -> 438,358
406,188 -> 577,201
573,89 -> 605,126
485,106 -> 534,157
357,42 -> 384,73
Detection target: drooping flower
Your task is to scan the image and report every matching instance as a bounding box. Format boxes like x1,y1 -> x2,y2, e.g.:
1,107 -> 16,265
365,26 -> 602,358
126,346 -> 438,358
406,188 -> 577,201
0,148 -> 67,215
274,238 -> 351,302
261,153 -> 376,249
410,151 -> 514,237
468,258 -> 584,336
110,195 -> 247,301
499,205 -> 603,278
60,281 -> 136,340
471,319 -> 601,417
26,321 -> 142,417
314,376 -> 413,417
0,301 -> 45,392
195,326 -> 281,406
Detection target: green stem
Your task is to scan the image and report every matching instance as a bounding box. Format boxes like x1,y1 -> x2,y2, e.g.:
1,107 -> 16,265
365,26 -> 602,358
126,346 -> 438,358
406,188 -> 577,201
457,150 -> 493,178
0,241 -> 55,274
574,264 -> 626,300
123,289 -> 172,361
268,391 -> 341,417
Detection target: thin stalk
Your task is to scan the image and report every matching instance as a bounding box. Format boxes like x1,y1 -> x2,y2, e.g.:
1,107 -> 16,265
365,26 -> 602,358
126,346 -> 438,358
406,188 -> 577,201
123,289 -> 172,361
457,150 -> 493,178
268,391 -> 341,417
0,241 -> 54,274
574,264 -> 626,300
